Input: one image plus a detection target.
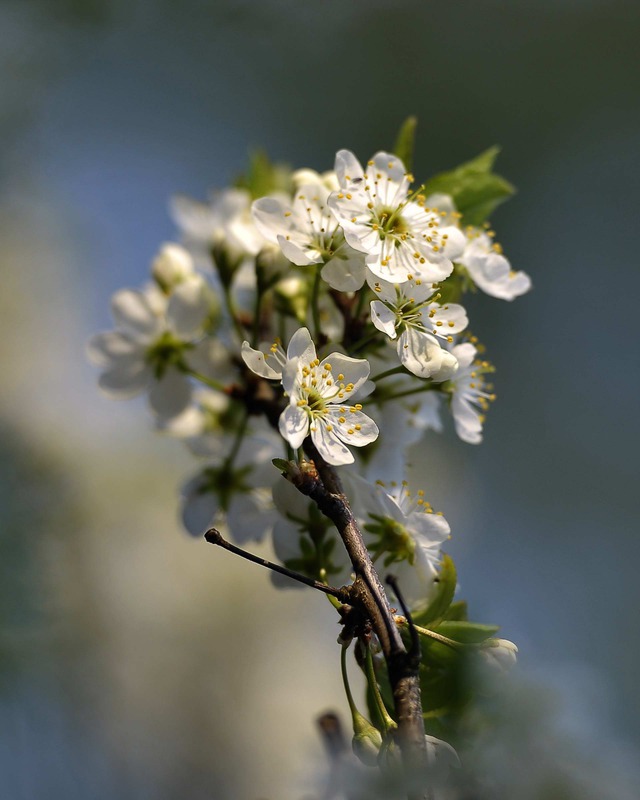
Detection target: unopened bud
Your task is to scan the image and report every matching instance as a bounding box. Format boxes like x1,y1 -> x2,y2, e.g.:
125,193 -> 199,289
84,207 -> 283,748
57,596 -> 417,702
152,243 -> 194,292
479,638 -> 518,672
352,720 -> 383,767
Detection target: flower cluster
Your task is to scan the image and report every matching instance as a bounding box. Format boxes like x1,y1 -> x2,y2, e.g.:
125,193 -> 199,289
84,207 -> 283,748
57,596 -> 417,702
88,125 -> 526,776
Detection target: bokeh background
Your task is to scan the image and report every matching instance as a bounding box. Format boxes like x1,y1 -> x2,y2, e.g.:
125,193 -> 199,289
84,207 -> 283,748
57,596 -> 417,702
1,1 -> 639,797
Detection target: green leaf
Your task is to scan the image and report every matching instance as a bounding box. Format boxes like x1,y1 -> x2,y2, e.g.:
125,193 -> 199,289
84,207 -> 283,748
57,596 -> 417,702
272,458 -> 293,474
443,600 -> 468,621
235,150 -> 292,199
423,146 -> 515,226
434,621 -> 499,644
412,554 -> 457,628
392,116 -> 417,172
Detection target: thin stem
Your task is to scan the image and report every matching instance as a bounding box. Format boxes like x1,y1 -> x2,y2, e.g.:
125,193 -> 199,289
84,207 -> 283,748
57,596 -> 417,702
184,368 -> 227,393
223,284 -> 246,341
204,528 -> 350,602
340,644 -> 360,723
387,575 -> 420,663
311,265 -> 322,340
363,642 -> 396,735
375,382 -> 438,404
251,283 -> 263,348
370,365 -> 406,383
349,329 -> 379,354
225,412 -> 249,466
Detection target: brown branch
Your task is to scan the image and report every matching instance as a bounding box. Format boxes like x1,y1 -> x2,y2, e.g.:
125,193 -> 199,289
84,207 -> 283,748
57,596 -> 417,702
287,443 -> 429,796
204,528 -> 351,603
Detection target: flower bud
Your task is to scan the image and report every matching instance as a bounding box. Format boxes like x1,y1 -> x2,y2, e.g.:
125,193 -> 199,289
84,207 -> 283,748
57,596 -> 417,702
479,638 -> 518,672
152,243 -> 194,292
352,723 -> 383,767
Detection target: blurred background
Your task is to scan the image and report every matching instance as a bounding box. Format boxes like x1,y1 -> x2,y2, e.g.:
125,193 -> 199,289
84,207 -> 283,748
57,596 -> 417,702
1,1 -> 639,797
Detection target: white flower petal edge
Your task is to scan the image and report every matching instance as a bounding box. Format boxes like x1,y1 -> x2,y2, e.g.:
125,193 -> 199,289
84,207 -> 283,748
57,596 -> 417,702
460,232 -> 531,300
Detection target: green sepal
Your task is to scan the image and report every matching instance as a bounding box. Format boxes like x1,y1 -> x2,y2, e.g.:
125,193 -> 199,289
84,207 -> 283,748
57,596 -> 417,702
272,458 -> 293,474
392,116 -> 417,172
412,553 -> 457,628
433,621 -> 499,644
423,146 -> 514,226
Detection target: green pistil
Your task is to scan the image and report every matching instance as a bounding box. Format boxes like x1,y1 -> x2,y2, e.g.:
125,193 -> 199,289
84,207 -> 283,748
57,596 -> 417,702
364,513 -> 415,566
305,388 -> 327,414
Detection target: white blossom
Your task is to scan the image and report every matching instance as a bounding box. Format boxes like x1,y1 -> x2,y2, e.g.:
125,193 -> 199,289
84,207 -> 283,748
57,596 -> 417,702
171,186 -> 265,260
87,272 -> 218,419
347,476 -> 451,609
448,341 -> 496,445
459,228 -> 532,300
252,180 -> 366,292
369,274 -> 465,381
180,434 -> 280,542
273,328 -> 378,465
328,151 -> 465,285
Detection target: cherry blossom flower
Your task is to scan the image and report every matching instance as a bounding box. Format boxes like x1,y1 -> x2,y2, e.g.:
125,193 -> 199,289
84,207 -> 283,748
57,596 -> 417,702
244,327 -> 378,465
252,179 -> 366,292
180,434 -> 280,542
369,274 -> 465,380
447,341 -> 496,444
87,266 -> 218,419
347,476 -> 451,609
171,186 -> 265,260
459,228 -> 532,300
327,151 -> 465,285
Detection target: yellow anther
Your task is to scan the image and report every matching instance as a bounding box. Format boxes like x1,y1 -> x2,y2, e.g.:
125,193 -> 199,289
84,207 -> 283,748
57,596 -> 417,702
448,321 -> 455,327
338,417 -> 346,424
354,404 -> 363,410
284,211 -> 291,217
337,373 -> 344,381
346,193 -> 352,200
347,428 -> 354,435
354,424 -> 361,431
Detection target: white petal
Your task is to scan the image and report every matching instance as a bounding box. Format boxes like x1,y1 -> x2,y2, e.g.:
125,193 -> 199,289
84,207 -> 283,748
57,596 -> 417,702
334,149 -> 364,187
98,360 -> 150,398
326,408 -> 379,447
228,490 -> 276,544
86,331 -> 141,366
370,301 -> 397,339
451,342 -> 477,369
111,289 -> 162,341
287,327 -> 316,362
397,328 -> 444,379
319,353 -> 370,399
277,234 -> 320,266
429,350 -> 458,382
279,404 -> 309,449
452,396 -> 483,444
241,341 -> 282,379
251,196 -> 292,244
148,369 -> 192,419
166,276 -> 215,338
321,249 -> 366,291
181,475 -> 219,537
310,419 -> 354,465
